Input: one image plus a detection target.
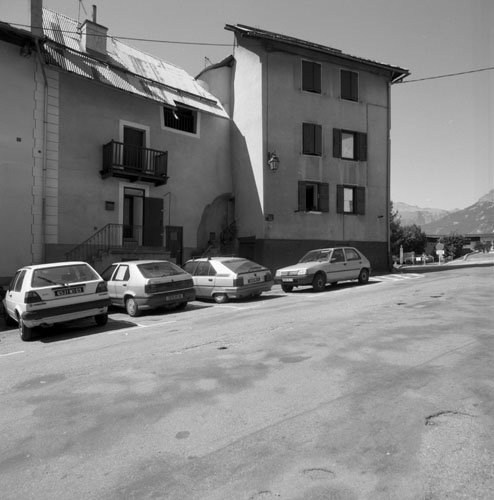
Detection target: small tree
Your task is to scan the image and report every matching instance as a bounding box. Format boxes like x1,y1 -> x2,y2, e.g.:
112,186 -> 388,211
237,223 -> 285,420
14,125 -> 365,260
390,202 -> 428,255
442,233 -> 466,259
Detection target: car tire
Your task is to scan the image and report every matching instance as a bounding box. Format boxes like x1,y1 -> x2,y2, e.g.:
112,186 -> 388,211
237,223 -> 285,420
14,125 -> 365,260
281,284 -> 293,293
312,272 -> 326,292
358,268 -> 370,284
213,293 -> 229,304
176,301 -> 188,310
95,312 -> 108,326
125,297 -> 141,317
18,317 -> 33,341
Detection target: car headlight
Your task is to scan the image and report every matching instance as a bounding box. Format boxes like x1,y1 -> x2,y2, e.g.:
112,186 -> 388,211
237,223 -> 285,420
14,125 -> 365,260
297,269 -> 308,275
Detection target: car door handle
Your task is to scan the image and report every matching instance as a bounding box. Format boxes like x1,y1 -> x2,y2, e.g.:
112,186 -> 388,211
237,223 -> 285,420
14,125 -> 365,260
208,279 -> 213,282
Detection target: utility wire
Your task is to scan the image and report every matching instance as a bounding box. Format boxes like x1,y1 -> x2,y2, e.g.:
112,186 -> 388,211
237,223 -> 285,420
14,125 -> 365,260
6,23 -> 232,46
5,22 -> 493,80
397,67 -> 494,83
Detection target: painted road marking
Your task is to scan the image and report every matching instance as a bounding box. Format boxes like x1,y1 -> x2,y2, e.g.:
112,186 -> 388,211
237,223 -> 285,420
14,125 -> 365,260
372,273 -> 424,282
0,350 -> 25,358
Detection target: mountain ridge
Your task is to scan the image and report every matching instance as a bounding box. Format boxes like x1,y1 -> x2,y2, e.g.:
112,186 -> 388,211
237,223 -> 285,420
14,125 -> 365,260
394,189 -> 494,235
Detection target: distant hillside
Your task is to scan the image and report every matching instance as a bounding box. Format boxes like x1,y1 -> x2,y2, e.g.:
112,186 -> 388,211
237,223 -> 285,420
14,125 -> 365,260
393,202 -> 451,226
421,189 -> 494,235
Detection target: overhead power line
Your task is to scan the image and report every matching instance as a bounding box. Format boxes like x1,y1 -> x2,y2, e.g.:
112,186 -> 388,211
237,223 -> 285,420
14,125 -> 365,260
6,23 -> 232,47
397,67 -> 494,84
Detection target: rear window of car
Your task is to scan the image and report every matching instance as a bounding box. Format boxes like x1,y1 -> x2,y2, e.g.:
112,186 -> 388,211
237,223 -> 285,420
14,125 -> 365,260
220,259 -> 264,273
137,261 -> 186,278
32,264 -> 99,287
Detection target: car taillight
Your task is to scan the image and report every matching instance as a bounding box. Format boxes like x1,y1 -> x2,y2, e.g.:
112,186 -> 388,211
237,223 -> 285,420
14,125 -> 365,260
96,281 -> 108,293
265,272 -> 272,281
233,277 -> 244,286
144,284 -> 155,294
25,291 -> 42,304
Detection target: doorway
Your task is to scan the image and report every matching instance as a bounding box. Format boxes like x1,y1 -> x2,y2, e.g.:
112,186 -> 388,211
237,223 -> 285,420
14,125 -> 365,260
166,226 -> 183,264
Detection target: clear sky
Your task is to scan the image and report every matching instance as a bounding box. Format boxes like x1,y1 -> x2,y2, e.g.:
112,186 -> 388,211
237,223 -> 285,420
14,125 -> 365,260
3,0 -> 493,210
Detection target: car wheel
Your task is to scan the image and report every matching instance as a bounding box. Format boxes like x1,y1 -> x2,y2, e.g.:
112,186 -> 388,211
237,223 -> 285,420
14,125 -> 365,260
176,301 -> 188,310
281,284 -> 293,293
358,268 -> 370,284
18,317 -> 33,341
213,293 -> 229,304
125,297 -> 141,317
312,272 -> 326,292
95,312 -> 108,326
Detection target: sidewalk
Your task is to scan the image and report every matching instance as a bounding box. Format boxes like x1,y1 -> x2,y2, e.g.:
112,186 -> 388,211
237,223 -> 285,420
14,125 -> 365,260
396,252 -> 494,274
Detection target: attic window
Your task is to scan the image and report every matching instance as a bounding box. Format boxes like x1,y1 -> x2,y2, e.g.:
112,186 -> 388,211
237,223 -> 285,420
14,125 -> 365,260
163,106 -> 197,134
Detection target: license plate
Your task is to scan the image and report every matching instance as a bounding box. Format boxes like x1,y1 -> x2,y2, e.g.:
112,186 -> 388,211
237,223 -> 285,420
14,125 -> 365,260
166,293 -> 183,301
282,278 -> 293,282
248,277 -> 260,283
55,286 -> 84,296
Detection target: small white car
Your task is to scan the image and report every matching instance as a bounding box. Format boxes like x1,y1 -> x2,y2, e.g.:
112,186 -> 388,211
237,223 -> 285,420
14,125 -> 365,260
102,260 -> 196,317
183,257 -> 273,303
2,261 -> 110,341
274,247 -> 371,292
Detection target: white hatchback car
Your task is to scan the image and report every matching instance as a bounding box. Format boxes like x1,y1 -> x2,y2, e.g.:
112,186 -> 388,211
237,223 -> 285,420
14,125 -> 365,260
3,261 -> 110,341
274,247 -> 371,292
183,257 -> 273,303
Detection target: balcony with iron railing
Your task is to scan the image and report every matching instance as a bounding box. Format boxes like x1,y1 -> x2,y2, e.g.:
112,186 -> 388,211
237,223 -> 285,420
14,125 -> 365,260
101,141 -> 169,186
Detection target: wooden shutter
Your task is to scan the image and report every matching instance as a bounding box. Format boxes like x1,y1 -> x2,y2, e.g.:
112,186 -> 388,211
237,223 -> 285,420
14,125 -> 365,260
315,125 -> 322,156
302,61 -> 312,91
298,181 -> 306,211
350,71 -> 358,101
313,63 -> 321,93
333,129 -> 342,158
336,185 -> 344,213
358,132 -> 367,161
303,123 -> 313,154
356,187 -> 366,214
319,183 -> 329,212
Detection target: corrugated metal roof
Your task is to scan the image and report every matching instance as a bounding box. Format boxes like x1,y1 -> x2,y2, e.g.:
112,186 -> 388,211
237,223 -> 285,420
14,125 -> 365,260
226,24 -> 410,83
41,9 -> 228,117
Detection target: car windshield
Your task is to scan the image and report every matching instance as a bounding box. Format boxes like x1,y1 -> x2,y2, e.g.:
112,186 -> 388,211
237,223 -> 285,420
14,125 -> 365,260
32,264 -> 99,287
221,259 -> 264,274
298,250 -> 331,263
137,261 -> 186,278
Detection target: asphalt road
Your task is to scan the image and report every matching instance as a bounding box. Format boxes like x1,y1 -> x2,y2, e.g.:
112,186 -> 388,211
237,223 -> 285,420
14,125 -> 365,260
1,266 -> 493,500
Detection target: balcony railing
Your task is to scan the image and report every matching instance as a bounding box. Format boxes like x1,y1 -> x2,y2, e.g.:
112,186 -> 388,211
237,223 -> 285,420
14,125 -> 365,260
101,141 -> 168,186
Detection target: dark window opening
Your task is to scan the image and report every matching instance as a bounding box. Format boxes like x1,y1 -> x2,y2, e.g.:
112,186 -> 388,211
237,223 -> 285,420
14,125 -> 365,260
298,181 -> 329,212
163,106 -> 197,134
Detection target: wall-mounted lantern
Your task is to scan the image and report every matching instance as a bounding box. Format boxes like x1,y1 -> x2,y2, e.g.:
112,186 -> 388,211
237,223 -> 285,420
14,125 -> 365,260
267,151 -> 280,172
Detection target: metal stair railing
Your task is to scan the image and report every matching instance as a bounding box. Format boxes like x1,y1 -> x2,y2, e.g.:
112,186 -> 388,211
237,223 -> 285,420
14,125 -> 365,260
65,224 -> 142,263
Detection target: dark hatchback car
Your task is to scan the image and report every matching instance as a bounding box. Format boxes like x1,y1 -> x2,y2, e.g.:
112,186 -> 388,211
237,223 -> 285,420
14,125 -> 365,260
102,260 -> 195,317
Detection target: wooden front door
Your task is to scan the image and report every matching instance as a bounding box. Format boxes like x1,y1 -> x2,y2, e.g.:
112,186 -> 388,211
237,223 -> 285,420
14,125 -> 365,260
166,226 -> 183,265
143,197 -> 163,247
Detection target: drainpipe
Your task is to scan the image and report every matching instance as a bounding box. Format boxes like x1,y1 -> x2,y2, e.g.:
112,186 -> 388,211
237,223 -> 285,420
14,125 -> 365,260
35,37 -> 48,262
386,80 -> 392,271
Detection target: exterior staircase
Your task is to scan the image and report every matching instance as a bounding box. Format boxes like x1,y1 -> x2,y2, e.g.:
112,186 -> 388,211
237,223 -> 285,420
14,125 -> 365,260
65,224 -> 172,273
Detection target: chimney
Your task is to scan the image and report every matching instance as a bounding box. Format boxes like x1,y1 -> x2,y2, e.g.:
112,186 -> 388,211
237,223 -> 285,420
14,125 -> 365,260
81,5 -> 108,59
31,0 -> 43,37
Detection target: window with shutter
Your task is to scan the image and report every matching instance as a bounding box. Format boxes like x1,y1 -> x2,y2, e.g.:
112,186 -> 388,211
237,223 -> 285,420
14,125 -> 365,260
298,181 -> 329,212
302,60 -> 321,94
341,70 -> 358,101
303,123 -> 322,156
337,185 -> 365,214
333,129 -> 367,161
